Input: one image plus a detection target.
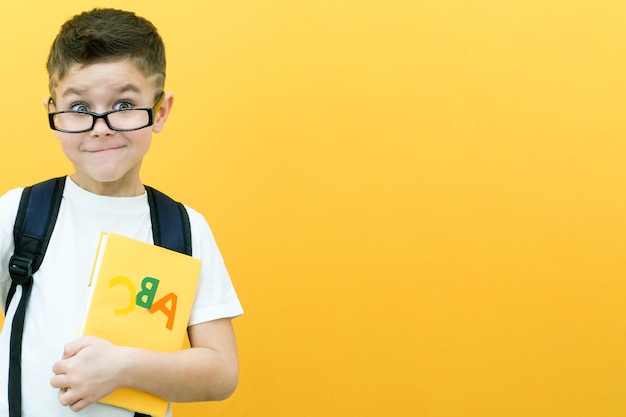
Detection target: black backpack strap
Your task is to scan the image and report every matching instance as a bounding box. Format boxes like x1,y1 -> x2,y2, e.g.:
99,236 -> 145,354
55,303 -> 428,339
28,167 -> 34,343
145,186 -> 192,256
7,176 -> 65,417
136,186 -> 191,417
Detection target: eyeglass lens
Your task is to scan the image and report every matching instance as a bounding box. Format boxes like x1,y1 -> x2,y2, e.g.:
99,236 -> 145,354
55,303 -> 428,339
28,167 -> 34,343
52,109 -> 151,132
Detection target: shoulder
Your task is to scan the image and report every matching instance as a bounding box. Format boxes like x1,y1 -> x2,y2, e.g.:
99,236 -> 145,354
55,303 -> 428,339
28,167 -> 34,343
0,186 -> 25,203
0,187 -> 25,279
184,205 -> 218,244
182,204 -> 228,260
0,187 -> 25,222
184,205 -> 210,230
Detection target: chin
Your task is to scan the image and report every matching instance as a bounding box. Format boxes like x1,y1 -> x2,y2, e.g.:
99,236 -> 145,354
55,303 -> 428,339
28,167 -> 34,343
88,172 -> 127,183
78,170 -> 134,185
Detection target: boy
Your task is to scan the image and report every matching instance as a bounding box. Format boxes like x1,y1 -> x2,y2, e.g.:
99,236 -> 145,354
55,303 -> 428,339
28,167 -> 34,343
0,8 -> 242,417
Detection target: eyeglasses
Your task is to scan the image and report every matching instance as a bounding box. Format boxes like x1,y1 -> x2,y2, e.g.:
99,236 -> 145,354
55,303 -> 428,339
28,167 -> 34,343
48,93 -> 165,133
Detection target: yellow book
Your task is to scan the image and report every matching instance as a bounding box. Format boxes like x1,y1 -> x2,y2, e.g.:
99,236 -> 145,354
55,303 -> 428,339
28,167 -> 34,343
79,232 -> 202,417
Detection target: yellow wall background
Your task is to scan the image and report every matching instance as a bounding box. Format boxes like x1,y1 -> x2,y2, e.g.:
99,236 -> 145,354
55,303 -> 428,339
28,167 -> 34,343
1,1 -> 626,416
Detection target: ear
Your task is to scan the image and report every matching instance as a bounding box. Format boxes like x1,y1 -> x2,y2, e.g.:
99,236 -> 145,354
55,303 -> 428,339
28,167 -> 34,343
43,97 -> 53,111
152,92 -> 174,133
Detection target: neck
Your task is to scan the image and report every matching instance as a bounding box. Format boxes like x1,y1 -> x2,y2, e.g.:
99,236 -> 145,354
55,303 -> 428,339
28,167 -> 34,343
69,173 -> 145,197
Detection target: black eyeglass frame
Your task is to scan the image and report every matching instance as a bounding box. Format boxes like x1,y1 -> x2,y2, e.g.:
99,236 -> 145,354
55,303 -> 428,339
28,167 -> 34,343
47,92 -> 165,133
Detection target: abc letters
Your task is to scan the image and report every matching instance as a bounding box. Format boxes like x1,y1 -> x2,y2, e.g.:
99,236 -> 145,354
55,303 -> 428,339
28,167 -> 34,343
109,275 -> 178,330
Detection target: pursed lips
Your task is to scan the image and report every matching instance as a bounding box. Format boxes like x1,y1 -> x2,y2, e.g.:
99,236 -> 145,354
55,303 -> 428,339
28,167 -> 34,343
84,145 -> 126,153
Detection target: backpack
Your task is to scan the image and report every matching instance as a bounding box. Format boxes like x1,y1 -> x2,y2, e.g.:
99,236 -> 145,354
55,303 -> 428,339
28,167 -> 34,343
5,176 -> 191,417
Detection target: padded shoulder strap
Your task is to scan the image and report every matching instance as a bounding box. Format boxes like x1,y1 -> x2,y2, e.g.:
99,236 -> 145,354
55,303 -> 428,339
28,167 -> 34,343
145,186 -> 192,256
137,187 -> 191,417
7,176 -> 65,417
6,176 -> 65,311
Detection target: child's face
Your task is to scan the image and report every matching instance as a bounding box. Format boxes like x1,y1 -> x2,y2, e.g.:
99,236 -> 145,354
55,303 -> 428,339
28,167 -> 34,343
49,60 -> 170,195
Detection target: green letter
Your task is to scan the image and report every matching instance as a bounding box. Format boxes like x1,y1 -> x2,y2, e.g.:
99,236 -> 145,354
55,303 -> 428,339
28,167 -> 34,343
136,277 -> 160,309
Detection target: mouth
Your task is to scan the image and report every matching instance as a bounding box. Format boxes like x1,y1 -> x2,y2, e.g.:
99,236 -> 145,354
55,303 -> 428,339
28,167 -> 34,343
86,145 -> 125,153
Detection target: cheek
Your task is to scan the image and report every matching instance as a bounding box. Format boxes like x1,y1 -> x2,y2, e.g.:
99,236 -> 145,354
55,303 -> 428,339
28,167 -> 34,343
128,131 -> 153,153
56,134 -> 82,157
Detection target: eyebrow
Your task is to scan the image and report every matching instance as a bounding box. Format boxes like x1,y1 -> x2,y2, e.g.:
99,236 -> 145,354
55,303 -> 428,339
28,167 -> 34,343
59,84 -> 143,99
59,87 -> 86,98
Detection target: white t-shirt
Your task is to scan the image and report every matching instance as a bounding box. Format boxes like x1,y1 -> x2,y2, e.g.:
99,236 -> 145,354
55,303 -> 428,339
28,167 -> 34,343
0,177 -> 243,417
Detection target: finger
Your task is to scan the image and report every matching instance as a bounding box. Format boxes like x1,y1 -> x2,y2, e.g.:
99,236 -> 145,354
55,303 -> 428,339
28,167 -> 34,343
69,397 -> 91,412
58,387 -> 76,406
51,358 -> 68,376
62,337 -> 92,359
57,384 -> 97,412
50,373 -> 69,389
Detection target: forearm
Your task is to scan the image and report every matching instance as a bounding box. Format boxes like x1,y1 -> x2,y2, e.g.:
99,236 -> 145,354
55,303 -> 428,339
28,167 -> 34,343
120,318 -> 239,402
119,344 -> 238,402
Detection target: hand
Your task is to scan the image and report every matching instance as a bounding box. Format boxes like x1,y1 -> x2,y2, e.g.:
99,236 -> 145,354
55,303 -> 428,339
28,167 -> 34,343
50,336 -> 126,412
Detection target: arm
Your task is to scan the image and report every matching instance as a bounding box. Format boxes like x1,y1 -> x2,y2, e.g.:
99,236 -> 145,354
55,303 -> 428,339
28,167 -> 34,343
50,317 -> 239,412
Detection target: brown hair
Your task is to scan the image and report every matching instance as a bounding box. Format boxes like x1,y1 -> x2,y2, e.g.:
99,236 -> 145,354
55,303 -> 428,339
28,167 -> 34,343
46,8 -> 166,95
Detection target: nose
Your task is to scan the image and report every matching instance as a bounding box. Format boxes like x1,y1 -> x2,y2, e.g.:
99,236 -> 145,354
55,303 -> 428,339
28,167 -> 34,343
90,115 -> 114,136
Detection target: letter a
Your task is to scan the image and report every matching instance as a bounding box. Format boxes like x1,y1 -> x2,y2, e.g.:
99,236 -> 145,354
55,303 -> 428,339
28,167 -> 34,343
149,292 -> 178,330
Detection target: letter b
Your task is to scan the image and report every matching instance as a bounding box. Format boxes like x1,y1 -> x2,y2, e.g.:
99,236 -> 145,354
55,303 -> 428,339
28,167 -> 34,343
136,277 -> 160,309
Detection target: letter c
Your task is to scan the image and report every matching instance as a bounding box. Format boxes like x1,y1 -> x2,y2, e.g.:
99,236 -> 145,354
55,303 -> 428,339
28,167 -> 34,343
109,275 -> 135,316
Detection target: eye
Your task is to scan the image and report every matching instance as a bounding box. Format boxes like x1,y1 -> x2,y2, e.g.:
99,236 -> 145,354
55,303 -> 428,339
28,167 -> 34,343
69,102 -> 90,113
114,100 -> 134,111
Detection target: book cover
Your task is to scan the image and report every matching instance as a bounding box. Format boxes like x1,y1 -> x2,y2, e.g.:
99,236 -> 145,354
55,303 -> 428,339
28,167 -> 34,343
79,232 -> 202,417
